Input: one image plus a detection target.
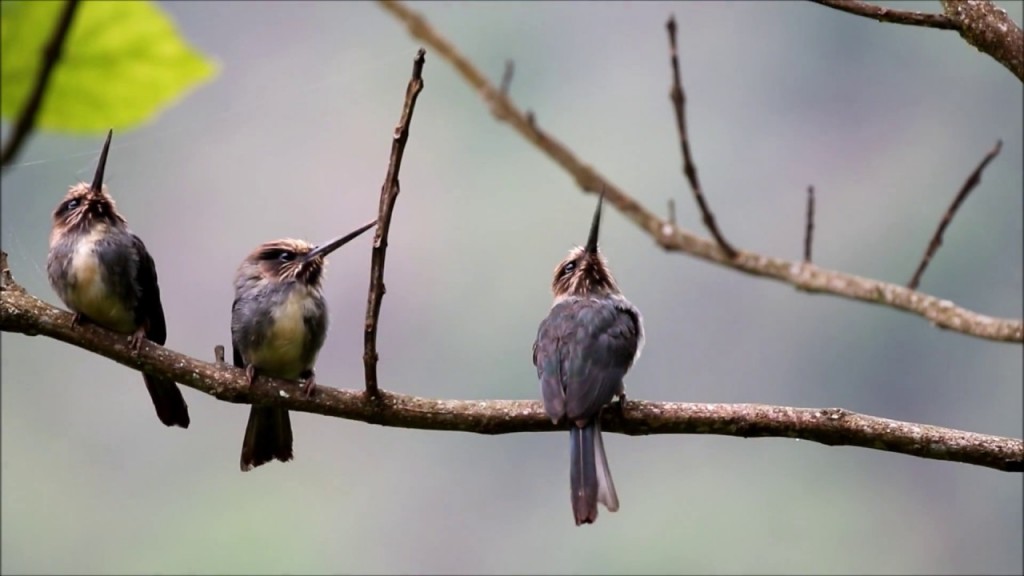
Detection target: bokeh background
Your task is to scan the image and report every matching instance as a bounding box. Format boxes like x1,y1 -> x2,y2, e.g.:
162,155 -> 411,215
2,1 -> 1022,574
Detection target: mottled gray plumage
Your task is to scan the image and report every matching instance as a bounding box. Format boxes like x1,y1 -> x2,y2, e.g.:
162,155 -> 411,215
232,222 -> 375,472
232,269 -> 329,379
532,193 -> 644,526
535,296 -> 642,426
46,129 -> 190,429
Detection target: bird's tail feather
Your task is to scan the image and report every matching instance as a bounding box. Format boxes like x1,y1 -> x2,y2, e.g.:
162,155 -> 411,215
143,373 -> 190,428
240,406 -> 294,472
570,419 -> 619,525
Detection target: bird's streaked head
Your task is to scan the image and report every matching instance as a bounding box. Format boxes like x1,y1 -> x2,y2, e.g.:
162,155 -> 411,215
243,220 -> 376,287
51,129 -> 126,237
551,192 -> 620,299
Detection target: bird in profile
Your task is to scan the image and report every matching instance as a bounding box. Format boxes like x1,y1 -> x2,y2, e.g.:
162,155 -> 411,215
232,220 -> 376,471
47,129 -> 191,428
532,191 -> 645,525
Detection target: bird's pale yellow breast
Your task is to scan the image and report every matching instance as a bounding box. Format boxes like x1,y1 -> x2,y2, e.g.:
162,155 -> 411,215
250,286 -> 316,378
66,226 -> 134,332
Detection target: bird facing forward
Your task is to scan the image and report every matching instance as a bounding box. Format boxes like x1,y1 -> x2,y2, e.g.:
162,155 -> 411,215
532,192 -> 645,525
47,129 -> 190,428
232,221 -> 376,471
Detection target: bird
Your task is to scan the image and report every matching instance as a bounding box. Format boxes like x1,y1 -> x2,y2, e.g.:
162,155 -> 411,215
47,129 -> 190,428
532,191 -> 645,525
232,220 -> 376,471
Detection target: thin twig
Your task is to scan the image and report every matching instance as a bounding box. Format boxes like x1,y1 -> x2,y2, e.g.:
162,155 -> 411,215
808,0 -> 958,30
804,185 -> 816,263
500,59 -> 514,97
666,15 -> 737,259
1,0 -> 82,169
363,48 -> 427,399
908,140 -> 1003,291
377,0 -> 1023,344
667,198 -> 677,227
1,279 -> 1020,472
0,252 -> 19,293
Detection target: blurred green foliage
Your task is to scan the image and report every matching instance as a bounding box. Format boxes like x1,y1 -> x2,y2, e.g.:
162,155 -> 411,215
0,0 -> 217,133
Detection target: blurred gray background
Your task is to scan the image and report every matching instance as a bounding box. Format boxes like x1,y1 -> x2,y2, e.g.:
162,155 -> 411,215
2,1 -> 1022,574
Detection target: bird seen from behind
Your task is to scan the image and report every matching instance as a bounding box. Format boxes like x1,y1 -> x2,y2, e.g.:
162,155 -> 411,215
532,192 -> 645,525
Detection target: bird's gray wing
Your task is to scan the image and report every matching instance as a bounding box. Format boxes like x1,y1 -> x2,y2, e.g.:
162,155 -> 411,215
562,300 -> 640,423
130,234 -> 167,345
230,293 -> 248,369
534,310 -> 567,424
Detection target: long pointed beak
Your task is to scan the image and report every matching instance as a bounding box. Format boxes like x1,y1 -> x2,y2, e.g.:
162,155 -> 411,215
584,190 -> 604,254
305,219 -> 377,262
90,129 -> 113,194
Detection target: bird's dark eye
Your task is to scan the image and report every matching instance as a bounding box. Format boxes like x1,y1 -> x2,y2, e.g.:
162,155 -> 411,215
59,199 -> 80,215
278,251 -> 295,262
561,261 -> 577,276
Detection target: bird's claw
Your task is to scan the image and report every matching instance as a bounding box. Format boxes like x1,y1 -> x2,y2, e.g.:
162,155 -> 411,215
301,372 -> 317,399
129,327 -> 146,353
245,364 -> 257,387
615,392 -> 628,416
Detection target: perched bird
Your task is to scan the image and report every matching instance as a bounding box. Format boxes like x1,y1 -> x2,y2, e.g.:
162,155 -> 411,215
47,129 -> 190,428
532,192 -> 645,525
232,220 -> 376,472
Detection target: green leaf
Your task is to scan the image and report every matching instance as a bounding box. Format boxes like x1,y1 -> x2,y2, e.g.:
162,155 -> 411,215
1,0 -> 219,133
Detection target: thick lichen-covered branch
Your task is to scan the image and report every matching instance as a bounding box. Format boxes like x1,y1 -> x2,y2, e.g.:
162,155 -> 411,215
942,0 -> 1024,82
2,253 -> 1021,472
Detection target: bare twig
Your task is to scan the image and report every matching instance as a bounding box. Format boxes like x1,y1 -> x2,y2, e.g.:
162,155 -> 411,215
0,251 -> 20,293
1,273 -> 1020,472
804,186 -> 816,263
666,15 -> 737,259
363,48 -> 427,399
377,0 -> 1023,344
942,0 -> 1024,83
667,198 -> 677,227
908,140 -> 1003,291
809,0 -> 958,30
500,59 -> 514,97
1,0 -> 82,169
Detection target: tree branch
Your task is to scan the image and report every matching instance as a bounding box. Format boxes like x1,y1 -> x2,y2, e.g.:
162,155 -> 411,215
810,0 -> 1024,82
1,256 -> 1020,472
804,185 -> 816,264
809,0 -> 958,29
362,48 -> 426,399
376,0 -> 1023,344
499,59 -> 514,97
942,0 -> 1024,82
665,15 -> 737,258
0,0 -> 82,169
908,140 -> 1003,290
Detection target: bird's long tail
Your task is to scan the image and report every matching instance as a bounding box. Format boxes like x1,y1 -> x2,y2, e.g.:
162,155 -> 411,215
240,406 -> 294,472
569,418 -> 619,525
143,374 -> 190,428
